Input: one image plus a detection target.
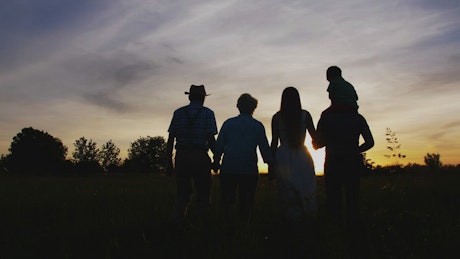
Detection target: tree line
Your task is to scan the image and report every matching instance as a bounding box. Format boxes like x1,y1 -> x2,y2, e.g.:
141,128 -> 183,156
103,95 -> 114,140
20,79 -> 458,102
0,127 -> 458,175
0,127 -> 166,175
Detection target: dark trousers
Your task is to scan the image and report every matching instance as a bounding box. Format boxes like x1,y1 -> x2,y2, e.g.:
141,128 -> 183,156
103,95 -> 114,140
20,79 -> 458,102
325,155 -> 371,258
220,174 -> 258,225
324,156 -> 361,227
172,149 -> 211,221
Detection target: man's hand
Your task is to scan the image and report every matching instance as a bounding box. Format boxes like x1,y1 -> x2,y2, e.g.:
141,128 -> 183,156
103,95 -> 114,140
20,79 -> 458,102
165,134 -> 175,176
312,138 -> 324,150
211,160 -> 221,174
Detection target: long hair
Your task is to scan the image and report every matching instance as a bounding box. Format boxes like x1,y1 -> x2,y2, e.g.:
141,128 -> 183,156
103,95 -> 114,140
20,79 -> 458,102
280,87 -> 303,148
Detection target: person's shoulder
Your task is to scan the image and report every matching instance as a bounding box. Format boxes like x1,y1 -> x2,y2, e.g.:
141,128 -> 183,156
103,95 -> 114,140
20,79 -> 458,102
320,108 -> 354,119
227,115 -> 239,121
222,115 -> 239,124
356,113 -> 368,121
174,105 -> 188,114
252,117 -> 266,129
202,106 -> 214,112
202,106 -> 216,116
219,117 -> 234,132
342,78 -> 355,88
343,112 -> 367,125
320,108 -> 332,118
302,109 -> 312,117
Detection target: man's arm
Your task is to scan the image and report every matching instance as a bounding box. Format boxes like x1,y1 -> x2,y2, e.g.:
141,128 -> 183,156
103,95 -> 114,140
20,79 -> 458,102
208,134 -> 220,173
305,111 -> 318,147
258,122 -> 274,179
212,121 -> 227,173
259,127 -> 273,164
165,132 -> 175,176
208,135 -> 216,154
208,110 -> 218,155
358,117 -> 374,153
312,116 -> 326,150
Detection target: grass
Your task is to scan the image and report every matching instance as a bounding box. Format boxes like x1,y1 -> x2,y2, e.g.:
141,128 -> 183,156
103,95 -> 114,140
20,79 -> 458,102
0,172 -> 459,258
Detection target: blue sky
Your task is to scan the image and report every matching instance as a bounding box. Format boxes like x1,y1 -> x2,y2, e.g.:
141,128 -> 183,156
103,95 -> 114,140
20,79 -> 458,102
1,0 -> 460,170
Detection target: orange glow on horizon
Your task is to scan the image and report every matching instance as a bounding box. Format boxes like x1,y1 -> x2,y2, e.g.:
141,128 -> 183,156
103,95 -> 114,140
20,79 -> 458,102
257,138 -> 325,176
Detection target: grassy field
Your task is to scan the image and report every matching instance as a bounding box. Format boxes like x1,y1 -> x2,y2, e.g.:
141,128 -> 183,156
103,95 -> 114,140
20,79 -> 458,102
0,172 -> 459,258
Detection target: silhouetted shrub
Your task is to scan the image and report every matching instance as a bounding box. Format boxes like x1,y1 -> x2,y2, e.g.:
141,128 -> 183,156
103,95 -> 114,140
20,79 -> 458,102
6,127 -> 68,174
125,136 -> 166,173
424,153 -> 442,172
100,140 -> 122,172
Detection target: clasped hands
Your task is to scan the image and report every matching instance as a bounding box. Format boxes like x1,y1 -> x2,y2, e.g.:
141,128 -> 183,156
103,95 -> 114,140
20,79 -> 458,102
211,160 -> 221,173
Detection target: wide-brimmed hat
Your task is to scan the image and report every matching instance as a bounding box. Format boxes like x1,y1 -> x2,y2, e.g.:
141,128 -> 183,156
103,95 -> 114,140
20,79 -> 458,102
185,84 -> 210,96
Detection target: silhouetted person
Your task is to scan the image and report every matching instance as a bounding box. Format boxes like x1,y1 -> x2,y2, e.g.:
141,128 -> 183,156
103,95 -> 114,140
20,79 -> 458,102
270,87 -> 317,221
326,66 -> 359,112
213,93 -> 273,226
313,106 -> 374,258
166,84 -> 218,225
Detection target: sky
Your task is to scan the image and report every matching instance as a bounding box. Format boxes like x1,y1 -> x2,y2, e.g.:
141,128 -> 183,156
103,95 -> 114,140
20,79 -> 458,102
1,0 -> 460,173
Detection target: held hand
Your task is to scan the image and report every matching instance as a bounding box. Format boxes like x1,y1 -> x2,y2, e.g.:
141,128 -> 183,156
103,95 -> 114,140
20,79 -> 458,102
211,161 -> 221,173
312,138 -> 325,150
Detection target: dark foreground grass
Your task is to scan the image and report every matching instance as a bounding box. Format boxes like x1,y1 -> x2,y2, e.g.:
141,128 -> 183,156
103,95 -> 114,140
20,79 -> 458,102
0,172 -> 459,258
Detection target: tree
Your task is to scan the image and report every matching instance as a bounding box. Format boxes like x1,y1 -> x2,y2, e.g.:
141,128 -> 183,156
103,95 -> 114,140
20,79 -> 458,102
424,153 -> 442,172
384,128 -> 406,166
6,127 -> 68,174
125,136 -> 166,173
72,137 -> 100,163
100,140 -> 122,172
72,137 -> 102,174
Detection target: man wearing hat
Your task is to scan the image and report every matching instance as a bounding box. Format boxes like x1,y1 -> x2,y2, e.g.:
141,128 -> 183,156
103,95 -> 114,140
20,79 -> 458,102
166,84 -> 218,224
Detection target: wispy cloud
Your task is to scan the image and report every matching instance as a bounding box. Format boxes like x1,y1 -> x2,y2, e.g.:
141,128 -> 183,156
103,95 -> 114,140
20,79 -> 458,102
1,0 -> 460,165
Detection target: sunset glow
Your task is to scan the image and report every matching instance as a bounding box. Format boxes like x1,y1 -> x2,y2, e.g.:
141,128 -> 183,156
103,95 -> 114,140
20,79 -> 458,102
307,144 -> 325,176
1,1 -> 459,167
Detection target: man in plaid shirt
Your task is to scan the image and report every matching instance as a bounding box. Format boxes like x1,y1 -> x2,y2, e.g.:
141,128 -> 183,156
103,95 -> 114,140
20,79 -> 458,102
166,85 -> 218,224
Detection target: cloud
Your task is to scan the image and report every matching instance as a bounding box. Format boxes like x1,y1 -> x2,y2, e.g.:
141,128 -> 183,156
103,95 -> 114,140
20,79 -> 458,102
1,0 -> 460,165
82,92 -> 131,113
0,0 -> 114,69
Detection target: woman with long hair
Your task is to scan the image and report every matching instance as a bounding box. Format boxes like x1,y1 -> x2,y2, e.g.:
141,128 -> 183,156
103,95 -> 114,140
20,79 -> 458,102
270,86 -> 317,221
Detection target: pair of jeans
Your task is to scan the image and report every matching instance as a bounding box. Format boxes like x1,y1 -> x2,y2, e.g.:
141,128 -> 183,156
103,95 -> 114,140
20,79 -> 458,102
220,173 -> 258,225
324,155 -> 361,227
172,149 -> 211,221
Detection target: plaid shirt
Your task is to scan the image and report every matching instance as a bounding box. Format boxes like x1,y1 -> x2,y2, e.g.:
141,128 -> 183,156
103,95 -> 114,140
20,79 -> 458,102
168,102 -> 217,150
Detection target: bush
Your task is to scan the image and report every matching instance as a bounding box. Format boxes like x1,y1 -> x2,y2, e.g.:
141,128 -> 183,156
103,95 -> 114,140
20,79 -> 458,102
6,127 -> 68,174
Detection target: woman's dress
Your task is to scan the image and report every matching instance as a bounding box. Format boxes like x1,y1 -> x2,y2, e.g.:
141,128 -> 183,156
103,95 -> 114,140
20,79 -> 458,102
275,110 -> 317,220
